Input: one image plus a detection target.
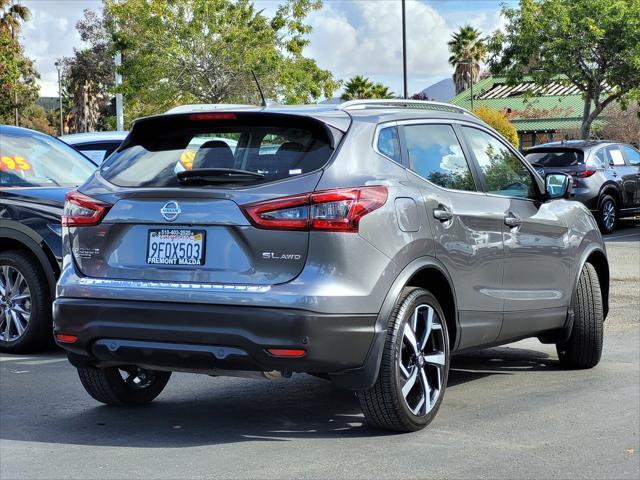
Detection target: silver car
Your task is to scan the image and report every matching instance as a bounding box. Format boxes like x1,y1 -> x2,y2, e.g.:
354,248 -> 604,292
53,100 -> 609,432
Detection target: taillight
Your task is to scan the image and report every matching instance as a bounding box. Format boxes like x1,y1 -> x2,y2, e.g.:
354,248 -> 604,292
62,191 -> 111,227
574,169 -> 597,178
241,186 -> 388,232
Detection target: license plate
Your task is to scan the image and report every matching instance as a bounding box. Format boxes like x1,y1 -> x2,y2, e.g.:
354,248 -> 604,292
146,229 -> 205,266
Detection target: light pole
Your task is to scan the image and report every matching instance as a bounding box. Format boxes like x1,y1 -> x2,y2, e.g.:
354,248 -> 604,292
401,0 -> 408,99
54,60 -> 63,135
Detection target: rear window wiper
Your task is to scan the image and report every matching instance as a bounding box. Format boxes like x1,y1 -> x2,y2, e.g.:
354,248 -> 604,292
177,168 -> 265,184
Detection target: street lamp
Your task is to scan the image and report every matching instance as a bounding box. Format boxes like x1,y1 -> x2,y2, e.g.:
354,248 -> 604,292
54,60 -> 63,135
401,0 -> 408,99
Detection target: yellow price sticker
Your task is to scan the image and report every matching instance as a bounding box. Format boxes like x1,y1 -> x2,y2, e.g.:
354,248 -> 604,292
1,155 -> 31,171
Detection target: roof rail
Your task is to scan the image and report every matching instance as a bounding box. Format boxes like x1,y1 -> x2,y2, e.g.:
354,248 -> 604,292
336,99 -> 476,117
165,104 -> 258,114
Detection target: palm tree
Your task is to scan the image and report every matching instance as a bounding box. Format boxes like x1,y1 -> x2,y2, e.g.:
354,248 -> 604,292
448,25 -> 487,95
0,0 -> 30,36
341,76 -> 394,100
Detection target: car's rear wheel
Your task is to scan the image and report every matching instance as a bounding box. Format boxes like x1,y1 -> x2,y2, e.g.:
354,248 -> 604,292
77,366 -> 171,406
0,250 -> 52,353
358,287 -> 450,432
556,263 -> 603,369
598,195 -> 617,234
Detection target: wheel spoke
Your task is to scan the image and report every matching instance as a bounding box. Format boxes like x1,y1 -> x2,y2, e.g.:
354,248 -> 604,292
402,366 -> 418,398
12,292 -> 30,302
399,360 -> 410,379
11,311 -> 24,336
13,305 -> 30,320
420,367 -> 431,413
403,323 -> 419,356
2,266 -> 13,297
424,351 -> 446,367
419,307 -> 434,351
4,310 -> 12,339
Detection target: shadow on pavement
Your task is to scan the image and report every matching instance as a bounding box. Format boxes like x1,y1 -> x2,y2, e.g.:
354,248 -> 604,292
605,217 -> 640,242
0,344 -> 559,448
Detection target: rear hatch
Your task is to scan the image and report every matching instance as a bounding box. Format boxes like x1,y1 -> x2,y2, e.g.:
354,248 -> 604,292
65,111 -> 344,285
524,148 -> 587,176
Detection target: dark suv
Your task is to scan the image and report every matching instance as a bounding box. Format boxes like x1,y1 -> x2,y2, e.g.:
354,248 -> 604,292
53,101 -> 609,432
525,140 -> 640,234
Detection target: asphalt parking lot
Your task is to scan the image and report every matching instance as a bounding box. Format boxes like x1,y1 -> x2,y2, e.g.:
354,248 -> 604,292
1,221 -> 638,480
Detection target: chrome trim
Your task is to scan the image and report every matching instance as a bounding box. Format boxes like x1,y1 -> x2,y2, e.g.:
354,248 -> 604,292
77,277 -> 271,293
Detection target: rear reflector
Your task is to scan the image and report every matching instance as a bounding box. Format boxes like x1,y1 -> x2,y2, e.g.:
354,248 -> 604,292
266,348 -> 306,358
189,113 -> 237,121
574,168 -> 597,178
241,186 -> 388,232
62,191 -> 111,227
55,334 -> 78,344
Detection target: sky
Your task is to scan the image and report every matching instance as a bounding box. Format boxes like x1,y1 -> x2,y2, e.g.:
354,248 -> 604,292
19,0 -> 516,99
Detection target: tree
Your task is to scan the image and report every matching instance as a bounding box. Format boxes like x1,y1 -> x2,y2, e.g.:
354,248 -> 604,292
0,0 -> 30,33
0,28 -> 38,122
597,101 -> 640,146
105,0 -> 337,119
488,0 -> 640,139
473,106 -> 519,148
63,9 -> 115,132
340,75 -> 394,100
1,0 -> 36,125
448,25 -> 488,95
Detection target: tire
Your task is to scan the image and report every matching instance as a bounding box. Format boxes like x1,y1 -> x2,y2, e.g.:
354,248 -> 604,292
0,250 -> 52,353
597,195 -> 617,234
556,263 -> 603,369
77,366 -> 171,406
358,287 -> 450,432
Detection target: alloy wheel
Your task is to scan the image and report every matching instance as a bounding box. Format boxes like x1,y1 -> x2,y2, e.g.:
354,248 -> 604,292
0,266 -> 32,342
398,304 -> 446,416
602,200 -> 616,232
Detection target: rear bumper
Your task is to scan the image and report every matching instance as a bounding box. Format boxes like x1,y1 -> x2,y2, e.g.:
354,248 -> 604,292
53,298 -> 382,389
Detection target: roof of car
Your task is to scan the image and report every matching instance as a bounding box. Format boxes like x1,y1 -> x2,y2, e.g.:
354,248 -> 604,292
158,100 -> 486,132
59,131 -> 129,144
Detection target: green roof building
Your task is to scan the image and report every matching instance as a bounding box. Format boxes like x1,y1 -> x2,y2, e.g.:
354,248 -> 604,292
449,76 -> 607,150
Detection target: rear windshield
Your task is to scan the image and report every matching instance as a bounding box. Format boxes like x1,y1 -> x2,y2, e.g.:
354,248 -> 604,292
0,128 -> 96,187
100,114 -> 334,188
525,149 -> 584,167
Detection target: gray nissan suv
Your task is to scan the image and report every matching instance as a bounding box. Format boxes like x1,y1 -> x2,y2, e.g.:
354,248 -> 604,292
54,100 -> 609,432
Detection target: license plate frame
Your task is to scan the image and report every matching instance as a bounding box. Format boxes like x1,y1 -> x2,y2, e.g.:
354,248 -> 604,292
146,228 -> 206,266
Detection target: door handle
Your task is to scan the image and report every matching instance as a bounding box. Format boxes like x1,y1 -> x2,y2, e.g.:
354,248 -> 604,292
433,206 -> 453,222
504,212 -> 522,228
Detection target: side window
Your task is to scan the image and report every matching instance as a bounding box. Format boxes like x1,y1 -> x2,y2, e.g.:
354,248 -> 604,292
403,124 -> 476,191
622,146 -> 640,166
590,148 -> 608,169
608,146 -> 626,166
461,126 -> 537,199
376,126 -> 401,163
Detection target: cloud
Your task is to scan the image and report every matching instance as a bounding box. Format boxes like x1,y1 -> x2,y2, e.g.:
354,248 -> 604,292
21,0 -> 101,96
304,0 -> 503,96
19,0 -> 504,99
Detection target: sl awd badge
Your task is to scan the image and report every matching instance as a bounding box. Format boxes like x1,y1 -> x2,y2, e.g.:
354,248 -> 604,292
160,201 -> 181,222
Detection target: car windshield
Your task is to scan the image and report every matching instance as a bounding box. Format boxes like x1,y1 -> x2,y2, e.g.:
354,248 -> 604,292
100,114 -> 334,188
0,128 -> 97,187
525,149 -> 584,167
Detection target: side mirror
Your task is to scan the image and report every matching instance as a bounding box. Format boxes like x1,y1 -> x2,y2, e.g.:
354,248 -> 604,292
545,173 -> 573,200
